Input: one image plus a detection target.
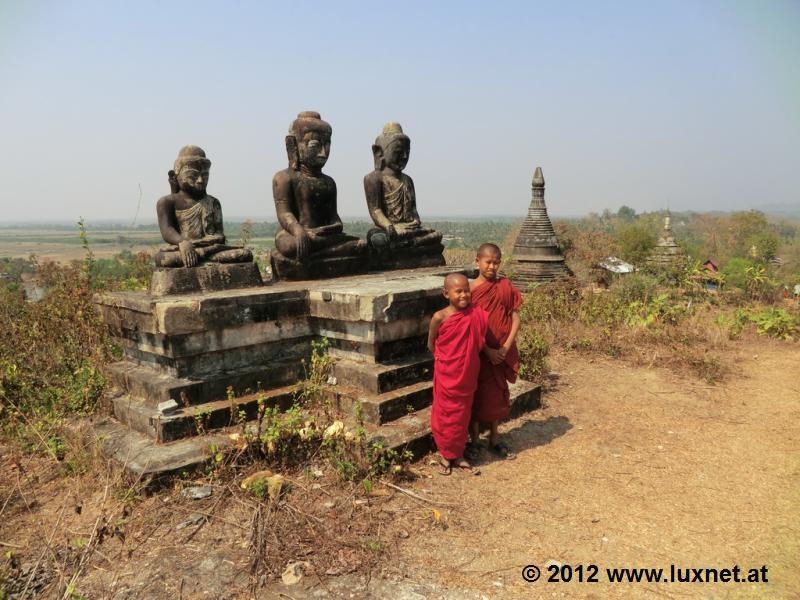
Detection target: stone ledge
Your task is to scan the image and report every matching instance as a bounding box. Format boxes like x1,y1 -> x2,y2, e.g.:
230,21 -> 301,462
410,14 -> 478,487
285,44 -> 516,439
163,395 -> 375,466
106,361 -> 305,406
112,384 -> 299,441
328,380 -> 433,425
88,418 -> 234,478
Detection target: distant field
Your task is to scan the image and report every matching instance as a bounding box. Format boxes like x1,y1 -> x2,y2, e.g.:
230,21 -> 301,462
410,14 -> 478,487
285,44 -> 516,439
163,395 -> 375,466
0,220 -> 518,264
0,228 -> 164,262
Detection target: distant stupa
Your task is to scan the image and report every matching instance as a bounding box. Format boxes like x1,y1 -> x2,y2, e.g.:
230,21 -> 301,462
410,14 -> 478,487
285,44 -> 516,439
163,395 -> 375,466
646,212 -> 683,268
508,167 -> 569,285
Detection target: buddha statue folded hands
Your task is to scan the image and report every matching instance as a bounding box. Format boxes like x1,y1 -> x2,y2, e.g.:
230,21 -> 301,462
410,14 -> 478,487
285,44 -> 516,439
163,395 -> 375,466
154,145 -> 252,268
270,111 -> 367,280
363,122 -> 444,269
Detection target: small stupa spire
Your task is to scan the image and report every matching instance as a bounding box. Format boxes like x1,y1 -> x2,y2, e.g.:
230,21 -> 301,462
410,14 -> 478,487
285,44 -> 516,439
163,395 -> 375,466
509,166 -> 569,284
532,166 -> 544,187
647,209 -> 682,267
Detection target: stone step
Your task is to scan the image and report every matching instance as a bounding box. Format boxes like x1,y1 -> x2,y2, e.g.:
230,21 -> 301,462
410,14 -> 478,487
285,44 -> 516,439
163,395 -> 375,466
327,380 -> 434,426
364,379 -> 543,458
112,384 -> 300,442
106,360 -> 305,407
91,379 -> 542,478
326,334 -> 430,364
119,335 -> 312,379
365,406 -> 435,459
87,418 -> 235,478
331,354 -> 434,394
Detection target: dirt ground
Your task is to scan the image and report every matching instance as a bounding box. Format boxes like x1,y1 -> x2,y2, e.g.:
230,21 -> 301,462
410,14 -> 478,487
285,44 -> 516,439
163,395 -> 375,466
1,339 -> 798,599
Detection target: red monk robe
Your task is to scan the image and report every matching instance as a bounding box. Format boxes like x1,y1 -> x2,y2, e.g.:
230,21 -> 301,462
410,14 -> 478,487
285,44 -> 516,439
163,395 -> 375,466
431,305 -> 488,460
471,277 -> 523,422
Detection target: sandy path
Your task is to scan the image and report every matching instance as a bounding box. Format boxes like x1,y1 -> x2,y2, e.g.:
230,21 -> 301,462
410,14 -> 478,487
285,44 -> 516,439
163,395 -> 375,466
395,341 -> 800,599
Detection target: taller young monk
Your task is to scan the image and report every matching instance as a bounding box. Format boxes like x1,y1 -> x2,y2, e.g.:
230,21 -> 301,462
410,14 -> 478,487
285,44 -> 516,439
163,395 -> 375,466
468,243 -> 523,460
428,273 -> 488,475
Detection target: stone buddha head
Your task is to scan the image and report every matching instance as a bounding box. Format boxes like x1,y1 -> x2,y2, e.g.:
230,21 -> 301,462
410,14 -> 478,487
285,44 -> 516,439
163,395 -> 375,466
171,145 -> 211,199
286,111 -> 332,171
372,122 -> 410,172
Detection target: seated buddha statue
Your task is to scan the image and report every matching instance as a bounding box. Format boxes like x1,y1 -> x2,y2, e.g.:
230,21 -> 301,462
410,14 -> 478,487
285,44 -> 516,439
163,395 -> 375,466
154,145 -> 252,268
363,123 -> 444,266
270,111 -> 366,279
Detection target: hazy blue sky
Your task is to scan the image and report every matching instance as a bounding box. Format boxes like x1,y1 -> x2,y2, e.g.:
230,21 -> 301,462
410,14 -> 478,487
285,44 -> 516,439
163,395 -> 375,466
1,0 -> 798,222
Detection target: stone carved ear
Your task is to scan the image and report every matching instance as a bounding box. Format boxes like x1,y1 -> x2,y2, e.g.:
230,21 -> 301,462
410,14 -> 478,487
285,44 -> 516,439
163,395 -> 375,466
286,135 -> 300,171
372,144 -> 385,171
168,170 -> 179,194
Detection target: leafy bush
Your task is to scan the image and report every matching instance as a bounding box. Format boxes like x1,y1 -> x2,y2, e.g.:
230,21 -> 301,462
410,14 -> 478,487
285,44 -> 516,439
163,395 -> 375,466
517,328 -> 549,381
746,307 -> 798,339
610,273 -> 660,305
721,257 -> 755,290
0,260 -> 113,454
617,223 -> 656,265
91,250 -> 153,290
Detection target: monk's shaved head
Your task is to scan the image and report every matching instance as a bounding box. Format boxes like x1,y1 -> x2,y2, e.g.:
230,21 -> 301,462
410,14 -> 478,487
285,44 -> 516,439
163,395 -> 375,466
444,272 -> 469,289
477,242 -> 502,258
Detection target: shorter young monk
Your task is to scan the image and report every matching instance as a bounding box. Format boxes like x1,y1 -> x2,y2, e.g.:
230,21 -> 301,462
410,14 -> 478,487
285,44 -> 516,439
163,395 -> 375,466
428,273 -> 488,475
468,243 -> 523,460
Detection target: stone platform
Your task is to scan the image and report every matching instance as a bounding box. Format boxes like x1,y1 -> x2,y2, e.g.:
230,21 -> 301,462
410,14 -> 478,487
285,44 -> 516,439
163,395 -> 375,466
93,266 -> 541,476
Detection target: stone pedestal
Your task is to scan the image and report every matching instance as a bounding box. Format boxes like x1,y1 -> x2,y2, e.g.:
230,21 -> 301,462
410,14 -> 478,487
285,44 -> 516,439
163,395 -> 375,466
370,243 -> 446,271
149,262 -> 263,296
270,250 -> 368,281
93,266 -> 541,475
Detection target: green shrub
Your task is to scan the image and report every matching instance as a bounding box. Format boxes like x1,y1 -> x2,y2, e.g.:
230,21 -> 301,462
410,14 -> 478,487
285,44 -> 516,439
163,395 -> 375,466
517,329 -> 549,381
715,307 -> 798,340
748,307 -> 798,339
721,257 -> 755,290
617,223 -> 657,265
610,273 -> 660,305
0,260 -> 113,453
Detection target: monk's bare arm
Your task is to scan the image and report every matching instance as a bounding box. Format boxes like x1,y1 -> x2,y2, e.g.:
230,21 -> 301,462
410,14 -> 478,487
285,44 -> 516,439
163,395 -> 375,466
427,311 -> 445,354
502,311 -> 521,354
483,345 -> 504,365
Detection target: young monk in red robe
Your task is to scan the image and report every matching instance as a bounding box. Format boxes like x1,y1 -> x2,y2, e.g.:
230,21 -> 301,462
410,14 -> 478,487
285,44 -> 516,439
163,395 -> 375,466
468,243 -> 522,460
428,273 -> 488,475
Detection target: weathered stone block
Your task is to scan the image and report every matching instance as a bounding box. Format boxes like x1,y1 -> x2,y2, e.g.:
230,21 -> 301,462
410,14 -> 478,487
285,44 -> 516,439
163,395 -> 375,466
113,385 -> 298,441
270,251 -> 368,281
106,360 -> 305,406
149,262 -> 264,296
327,334 -> 429,364
331,354 -> 433,394
119,317 -> 312,360
328,380 -> 433,425
371,246 -> 446,272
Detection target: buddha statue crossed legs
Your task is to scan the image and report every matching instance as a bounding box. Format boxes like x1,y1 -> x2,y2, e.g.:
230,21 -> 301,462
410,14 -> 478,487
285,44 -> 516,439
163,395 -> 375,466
154,146 -> 252,268
364,123 -> 444,268
271,111 -> 366,279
